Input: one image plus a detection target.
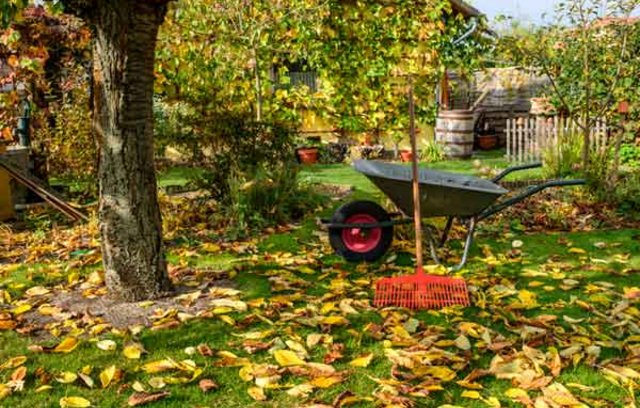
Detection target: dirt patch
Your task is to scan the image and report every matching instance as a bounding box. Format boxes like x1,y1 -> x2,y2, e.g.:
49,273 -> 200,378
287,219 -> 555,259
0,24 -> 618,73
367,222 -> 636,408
13,276 -> 238,341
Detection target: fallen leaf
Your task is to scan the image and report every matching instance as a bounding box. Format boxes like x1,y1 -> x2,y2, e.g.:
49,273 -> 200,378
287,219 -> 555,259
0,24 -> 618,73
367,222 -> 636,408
455,335 -> 471,351
100,365 -> 117,388
53,337 -> 80,354
59,396 -> 91,407
461,390 -> 481,399
199,379 -> 218,392
127,391 -> 170,406
0,356 -> 27,369
286,383 -> 314,397
248,386 -> 267,401
349,353 -> 373,368
123,343 -> 145,360
96,340 -> 117,351
56,371 -> 78,384
273,349 -> 305,367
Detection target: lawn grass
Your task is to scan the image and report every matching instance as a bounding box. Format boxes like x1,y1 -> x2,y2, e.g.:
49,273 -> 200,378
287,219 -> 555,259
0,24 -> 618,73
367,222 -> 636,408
1,154 -> 638,407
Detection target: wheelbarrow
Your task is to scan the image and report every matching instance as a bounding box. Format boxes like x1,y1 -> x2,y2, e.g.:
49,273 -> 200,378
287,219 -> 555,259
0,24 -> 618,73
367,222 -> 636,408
323,159 -> 585,271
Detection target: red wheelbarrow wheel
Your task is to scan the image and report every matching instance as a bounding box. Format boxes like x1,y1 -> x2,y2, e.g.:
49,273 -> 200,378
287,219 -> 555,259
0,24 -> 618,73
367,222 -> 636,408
329,200 -> 393,262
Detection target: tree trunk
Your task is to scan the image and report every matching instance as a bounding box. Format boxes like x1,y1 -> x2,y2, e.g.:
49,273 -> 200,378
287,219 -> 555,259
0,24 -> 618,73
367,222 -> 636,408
91,0 -> 172,301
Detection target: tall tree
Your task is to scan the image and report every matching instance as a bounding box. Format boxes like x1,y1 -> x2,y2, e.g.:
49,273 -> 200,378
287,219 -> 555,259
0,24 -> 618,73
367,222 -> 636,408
2,0 -> 173,301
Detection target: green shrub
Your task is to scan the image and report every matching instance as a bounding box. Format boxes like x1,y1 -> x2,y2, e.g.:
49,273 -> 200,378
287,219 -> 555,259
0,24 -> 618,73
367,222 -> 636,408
420,140 -> 445,163
541,130 -> 583,179
173,113 -> 324,233
191,115 -> 297,200
619,143 -> 640,169
224,165 -> 323,234
319,143 -> 349,164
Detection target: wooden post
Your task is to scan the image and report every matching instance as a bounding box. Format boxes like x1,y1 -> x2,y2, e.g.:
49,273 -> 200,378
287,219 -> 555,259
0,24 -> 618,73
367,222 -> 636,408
506,118 -> 512,161
440,72 -> 450,110
0,144 -> 14,221
517,118 -> 523,163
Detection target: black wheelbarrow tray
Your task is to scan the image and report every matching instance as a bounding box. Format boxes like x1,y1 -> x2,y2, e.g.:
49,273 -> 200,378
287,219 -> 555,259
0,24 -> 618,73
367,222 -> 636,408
321,159 -> 585,271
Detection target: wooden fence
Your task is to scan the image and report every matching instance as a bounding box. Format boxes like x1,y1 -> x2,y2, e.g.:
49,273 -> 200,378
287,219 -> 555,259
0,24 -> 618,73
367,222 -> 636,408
506,116 -> 608,162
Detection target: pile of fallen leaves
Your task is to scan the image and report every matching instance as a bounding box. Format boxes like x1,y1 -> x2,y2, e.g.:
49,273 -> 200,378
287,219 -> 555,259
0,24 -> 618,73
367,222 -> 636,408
493,189 -> 640,233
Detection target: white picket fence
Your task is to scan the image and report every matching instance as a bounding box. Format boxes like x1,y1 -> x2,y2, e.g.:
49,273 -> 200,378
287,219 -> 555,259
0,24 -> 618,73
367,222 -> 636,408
506,116 -> 608,162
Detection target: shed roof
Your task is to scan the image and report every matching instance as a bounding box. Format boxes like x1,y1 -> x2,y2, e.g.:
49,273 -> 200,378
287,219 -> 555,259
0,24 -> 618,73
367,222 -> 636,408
450,0 -> 483,18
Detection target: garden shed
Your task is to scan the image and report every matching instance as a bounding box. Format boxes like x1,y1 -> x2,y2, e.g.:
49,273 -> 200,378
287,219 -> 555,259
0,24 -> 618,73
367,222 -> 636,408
442,67 -> 549,146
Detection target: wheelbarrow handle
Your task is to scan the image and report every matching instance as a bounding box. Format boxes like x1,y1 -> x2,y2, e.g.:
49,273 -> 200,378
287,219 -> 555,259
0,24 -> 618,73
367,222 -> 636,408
492,162 -> 543,183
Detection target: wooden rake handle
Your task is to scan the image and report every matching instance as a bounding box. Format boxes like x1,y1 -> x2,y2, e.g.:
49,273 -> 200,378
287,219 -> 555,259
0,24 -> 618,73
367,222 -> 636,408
408,80 -> 424,274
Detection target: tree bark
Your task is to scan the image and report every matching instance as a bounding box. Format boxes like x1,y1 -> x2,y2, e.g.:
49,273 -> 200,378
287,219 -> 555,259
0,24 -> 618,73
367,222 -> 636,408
89,0 -> 173,301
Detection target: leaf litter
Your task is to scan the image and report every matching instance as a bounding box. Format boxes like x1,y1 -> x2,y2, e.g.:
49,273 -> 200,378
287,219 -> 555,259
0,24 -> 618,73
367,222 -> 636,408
0,197 -> 640,406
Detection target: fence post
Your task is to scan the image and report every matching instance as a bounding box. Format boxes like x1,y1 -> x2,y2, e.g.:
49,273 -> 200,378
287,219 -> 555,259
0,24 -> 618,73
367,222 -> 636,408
517,118 -> 523,163
506,118 -> 511,161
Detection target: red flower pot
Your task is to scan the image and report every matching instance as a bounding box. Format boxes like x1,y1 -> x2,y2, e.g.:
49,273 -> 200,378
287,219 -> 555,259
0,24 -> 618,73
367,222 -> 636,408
297,148 -> 319,164
477,134 -> 498,151
400,150 -> 413,162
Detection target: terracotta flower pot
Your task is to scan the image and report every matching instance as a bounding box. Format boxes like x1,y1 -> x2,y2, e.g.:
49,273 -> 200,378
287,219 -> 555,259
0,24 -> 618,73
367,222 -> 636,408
400,150 -> 413,162
297,148 -> 319,164
477,134 -> 498,151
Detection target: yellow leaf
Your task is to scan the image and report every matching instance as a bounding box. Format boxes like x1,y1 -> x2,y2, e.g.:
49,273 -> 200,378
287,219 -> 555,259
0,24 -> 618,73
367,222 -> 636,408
505,388 -> 529,399
310,375 -> 342,388
100,365 -> 116,388
35,385 -> 53,393
320,302 -> 336,314
25,286 -> 50,296
422,366 -> 456,381
96,340 -> 117,351
148,377 -> 166,389
349,353 -> 373,368
218,315 -> 236,326
0,356 -> 27,369
55,371 -> 78,384
455,335 -> 471,351
569,247 -> 586,254
132,381 -> 146,392
54,337 -> 79,353
123,343 -> 145,359
248,386 -> 267,401
142,359 -> 176,374
286,383 -> 314,397
59,396 -> 91,407
273,350 -> 305,367
12,304 -> 32,315
0,384 -> 10,400
321,316 -> 349,326
201,243 -> 221,253
461,390 -> 481,399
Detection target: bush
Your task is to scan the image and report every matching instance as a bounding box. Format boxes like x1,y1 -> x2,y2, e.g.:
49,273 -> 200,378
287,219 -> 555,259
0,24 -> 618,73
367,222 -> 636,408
619,143 -> 640,169
176,113 -> 324,233
35,85 -> 95,181
420,140 -> 445,163
350,145 -> 385,161
189,114 -> 297,200
224,165 -> 323,234
319,143 -> 349,164
541,130 -> 583,179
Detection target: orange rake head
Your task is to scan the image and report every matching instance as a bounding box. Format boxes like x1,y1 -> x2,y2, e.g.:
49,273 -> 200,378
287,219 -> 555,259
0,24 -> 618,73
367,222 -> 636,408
374,269 -> 470,310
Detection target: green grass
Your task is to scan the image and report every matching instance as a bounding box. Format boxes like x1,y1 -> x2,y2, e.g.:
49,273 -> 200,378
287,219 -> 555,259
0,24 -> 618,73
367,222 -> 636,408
2,153 -> 638,408
157,166 -> 205,188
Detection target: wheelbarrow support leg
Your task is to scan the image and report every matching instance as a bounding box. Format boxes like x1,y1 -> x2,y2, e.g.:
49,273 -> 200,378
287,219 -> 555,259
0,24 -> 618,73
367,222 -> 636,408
426,217 -> 476,272
440,217 -> 455,247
